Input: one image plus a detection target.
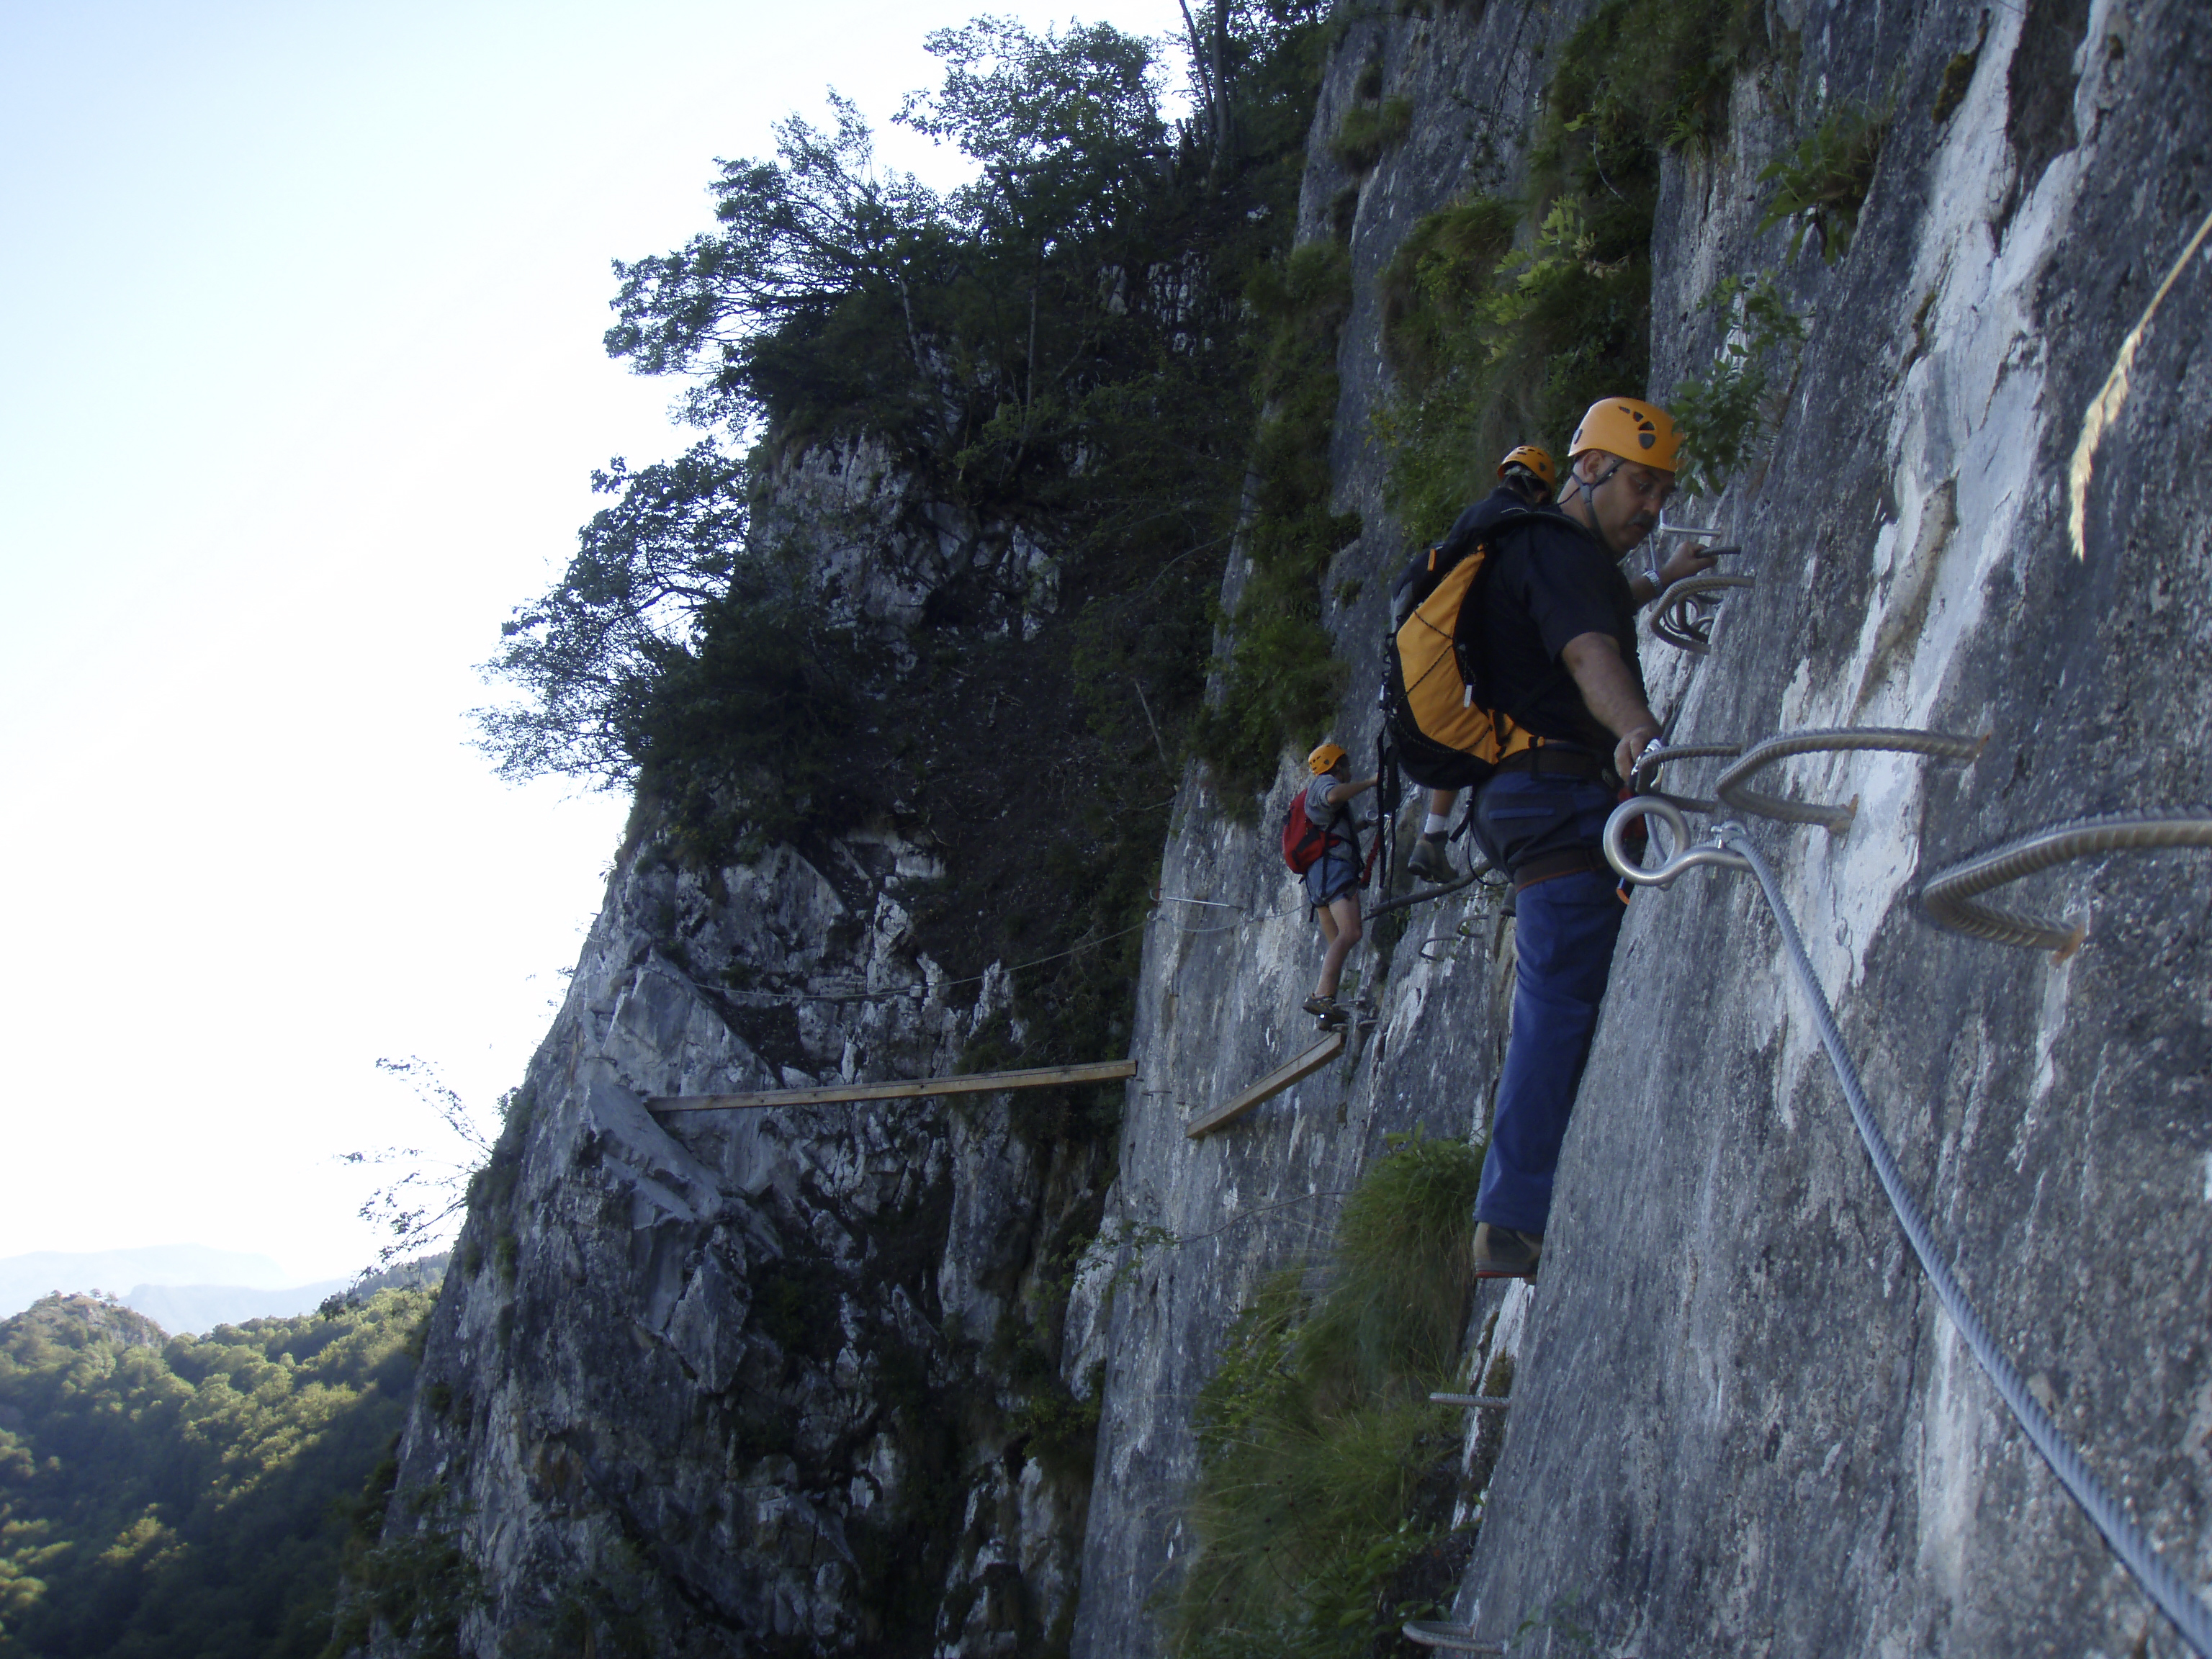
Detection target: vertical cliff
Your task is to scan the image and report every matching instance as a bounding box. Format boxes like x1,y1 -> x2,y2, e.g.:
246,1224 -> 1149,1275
1460,0 -> 2212,1647
1078,0 -> 2212,1653
356,0 -> 2212,1652
354,436 -> 1134,1655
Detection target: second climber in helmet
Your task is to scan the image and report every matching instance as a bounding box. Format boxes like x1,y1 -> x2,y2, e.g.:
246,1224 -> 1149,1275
1297,739 -> 1377,1026
1404,444 -> 1560,884
1465,397 -> 1717,1280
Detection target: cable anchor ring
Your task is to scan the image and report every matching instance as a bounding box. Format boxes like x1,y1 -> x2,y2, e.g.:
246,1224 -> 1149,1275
1604,796 -> 1752,886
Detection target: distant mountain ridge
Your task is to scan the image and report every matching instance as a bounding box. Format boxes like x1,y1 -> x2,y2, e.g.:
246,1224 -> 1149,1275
0,1244 -> 289,1317
122,1280 -> 353,1334
1,1247 -> 451,1329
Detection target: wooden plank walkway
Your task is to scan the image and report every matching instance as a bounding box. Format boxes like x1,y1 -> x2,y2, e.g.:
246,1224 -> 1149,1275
1185,1028 -> 1346,1140
649,1058 -> 1136,1114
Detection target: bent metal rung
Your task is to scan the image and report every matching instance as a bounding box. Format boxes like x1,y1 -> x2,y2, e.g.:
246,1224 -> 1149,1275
1714,727 -> 1985,835
1401,1622 -> 1506,1654
650,1058 -> 1136,1113
1920,810 -> 2212,960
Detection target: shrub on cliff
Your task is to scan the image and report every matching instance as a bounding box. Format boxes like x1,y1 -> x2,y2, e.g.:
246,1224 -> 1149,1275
473,6 -> 1338,1105
1374,0 -> 1776,539
1168,1134 -> 1485,1657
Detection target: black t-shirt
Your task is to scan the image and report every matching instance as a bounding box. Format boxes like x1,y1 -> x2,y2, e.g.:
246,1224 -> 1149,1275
1471,504 -> 1645,751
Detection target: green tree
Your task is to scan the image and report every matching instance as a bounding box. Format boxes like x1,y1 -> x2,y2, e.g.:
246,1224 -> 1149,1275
0,1290 -> 435,1659
475,6 -> 1334,1111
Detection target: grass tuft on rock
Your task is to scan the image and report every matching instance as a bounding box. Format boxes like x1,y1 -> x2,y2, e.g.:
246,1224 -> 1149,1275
1372,0 -> 1773,539
1166,1134 -> 1484,1658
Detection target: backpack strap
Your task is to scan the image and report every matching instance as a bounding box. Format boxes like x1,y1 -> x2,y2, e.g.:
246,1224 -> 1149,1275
1453,504 -> 1594,735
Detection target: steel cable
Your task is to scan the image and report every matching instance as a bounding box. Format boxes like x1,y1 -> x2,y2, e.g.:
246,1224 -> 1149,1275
1920,811 -> 2212,959
1725,829 -> 2212,1656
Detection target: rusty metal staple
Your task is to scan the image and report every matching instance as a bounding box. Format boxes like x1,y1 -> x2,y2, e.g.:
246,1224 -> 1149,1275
1650,572 -> 1756,654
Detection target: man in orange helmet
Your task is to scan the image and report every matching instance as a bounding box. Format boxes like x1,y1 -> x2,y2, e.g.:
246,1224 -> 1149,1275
1467,397 -> 1717,1280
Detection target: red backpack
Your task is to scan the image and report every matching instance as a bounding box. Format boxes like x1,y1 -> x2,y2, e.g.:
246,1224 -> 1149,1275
1281,791 -> 1349,874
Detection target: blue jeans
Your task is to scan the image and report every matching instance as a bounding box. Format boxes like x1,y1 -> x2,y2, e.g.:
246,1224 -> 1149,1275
1472,773 -> 1625,1235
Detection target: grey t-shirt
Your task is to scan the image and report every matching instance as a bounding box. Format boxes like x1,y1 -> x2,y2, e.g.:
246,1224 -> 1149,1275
1303,775 -> 1362,846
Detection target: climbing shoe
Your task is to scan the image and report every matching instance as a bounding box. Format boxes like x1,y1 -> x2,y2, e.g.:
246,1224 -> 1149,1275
1408,834 -> 1455,885
1471,1223 -> 1542,1280
1301,993 -> 1349,1025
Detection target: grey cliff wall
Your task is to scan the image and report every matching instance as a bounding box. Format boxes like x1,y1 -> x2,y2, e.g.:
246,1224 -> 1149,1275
1076,0 -> 2212,1654
1071,2 -> 1579,1645
1462,0 -> 2212,1650
372,442 -> 1109,1656
372,0 -> 2212,1651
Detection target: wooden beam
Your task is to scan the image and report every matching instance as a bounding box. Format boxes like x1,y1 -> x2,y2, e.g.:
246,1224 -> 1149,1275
648,1058 -> 1136,1114
1185,1028 -> 1346,1140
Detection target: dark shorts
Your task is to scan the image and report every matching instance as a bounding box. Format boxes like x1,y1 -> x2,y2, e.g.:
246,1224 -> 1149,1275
1305,851 -> 1361,906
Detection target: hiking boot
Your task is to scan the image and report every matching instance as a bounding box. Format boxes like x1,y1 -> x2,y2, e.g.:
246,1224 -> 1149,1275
1301,993 -> 1349,1025
1471,1223 -> 1542,1280
1408,834 -> 1455,885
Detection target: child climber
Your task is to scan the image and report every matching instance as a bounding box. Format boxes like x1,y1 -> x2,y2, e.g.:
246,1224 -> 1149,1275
1405,444 -> 1557,885
1298,742 -> 1378,1024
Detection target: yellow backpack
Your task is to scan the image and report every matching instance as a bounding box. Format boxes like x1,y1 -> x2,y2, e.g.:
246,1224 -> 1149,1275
1380,503 -> 1566,791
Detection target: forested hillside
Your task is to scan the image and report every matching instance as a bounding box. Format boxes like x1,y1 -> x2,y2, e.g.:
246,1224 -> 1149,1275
0,1291 -> 432,1659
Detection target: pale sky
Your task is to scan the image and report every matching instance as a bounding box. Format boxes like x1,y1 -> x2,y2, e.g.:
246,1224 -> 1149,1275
0,0 -> 1188,1280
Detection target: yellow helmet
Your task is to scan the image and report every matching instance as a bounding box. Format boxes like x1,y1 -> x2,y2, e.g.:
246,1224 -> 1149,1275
1497,444 -> 1557,490
1568,397 -> 1681,472
1307,742 -> 1347,775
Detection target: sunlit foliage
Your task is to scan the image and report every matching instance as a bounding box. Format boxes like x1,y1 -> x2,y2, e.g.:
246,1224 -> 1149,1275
0,1290 -> 433,1659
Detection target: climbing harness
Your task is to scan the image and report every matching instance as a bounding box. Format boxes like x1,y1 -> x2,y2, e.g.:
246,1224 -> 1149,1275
1714,727 -> 1987,833
1920,810 -> 2212,960
1650,572 -> 1755,655
1606,795 -> 2212,1658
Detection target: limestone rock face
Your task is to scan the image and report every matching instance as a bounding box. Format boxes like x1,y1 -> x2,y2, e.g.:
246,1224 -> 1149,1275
1457,1 -> 2212,1650
372,0 -> 2212,1651
374,810 -> 1105,1655
1076,0 -> 2212,1655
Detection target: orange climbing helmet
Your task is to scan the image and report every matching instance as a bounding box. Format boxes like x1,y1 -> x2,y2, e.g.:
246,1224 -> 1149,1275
1308,741 -> 1348,775
1496,444 -> 1557,490
1568,397 -> 1681,472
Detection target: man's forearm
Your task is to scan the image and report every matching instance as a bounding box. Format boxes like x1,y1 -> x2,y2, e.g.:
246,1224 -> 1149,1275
1560,633 -> 1656,742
